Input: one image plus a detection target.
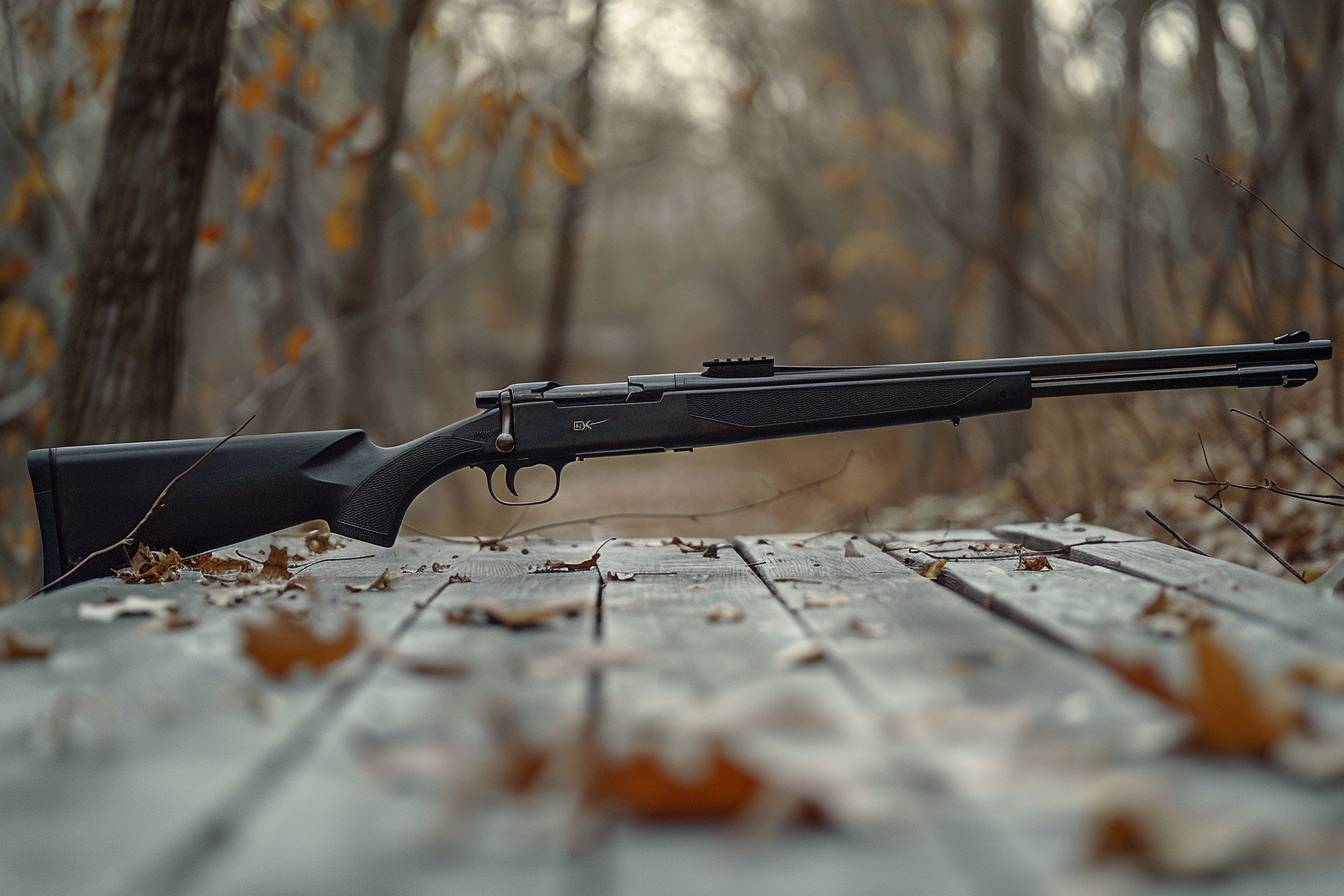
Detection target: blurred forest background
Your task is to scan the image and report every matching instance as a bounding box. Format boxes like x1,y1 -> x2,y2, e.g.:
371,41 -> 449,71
1,0 -> 1343,601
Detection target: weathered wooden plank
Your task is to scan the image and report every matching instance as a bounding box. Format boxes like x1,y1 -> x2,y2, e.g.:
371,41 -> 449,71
739,534 -> 1178,751
734,534 -> 1188,892
591,538 -> 978,896
759,533 -> 1344,894
152,539 -> 603,896
877,529 -> 1344,730
992,521 -> 1344,653
0,532 -> 454,896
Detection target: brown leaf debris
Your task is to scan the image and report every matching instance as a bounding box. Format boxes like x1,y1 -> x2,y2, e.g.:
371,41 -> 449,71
1,629 -> 51,662
240,607 -> 361,680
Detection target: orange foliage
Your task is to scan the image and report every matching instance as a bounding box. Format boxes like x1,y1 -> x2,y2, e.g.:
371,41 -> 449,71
548,129 -> 586,186
316,107 -> 369,167
283,325 -> 313,364
0,256 -> 32,289
240,164 -> 275,209
197,221 -> 224,245
237,76 -> 271,111
462,197 -> 494,231
268,33 -> 295,82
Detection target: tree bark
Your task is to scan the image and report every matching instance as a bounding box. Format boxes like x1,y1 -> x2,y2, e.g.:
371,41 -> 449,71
53,0 -> 232,445
538,0 -> 606,382
332,0 -> 430,439
991,0 -> 1038,471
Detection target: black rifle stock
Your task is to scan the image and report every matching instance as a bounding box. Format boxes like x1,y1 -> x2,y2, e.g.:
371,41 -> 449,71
29,331 -> 1332,587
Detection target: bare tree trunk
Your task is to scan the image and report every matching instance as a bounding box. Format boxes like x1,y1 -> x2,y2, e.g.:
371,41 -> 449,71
332,0 -> 429,438
53,0 -> 231,445
1118,0 -> 1150,345
538,0 -> 606,382
991,0 -> 1038,471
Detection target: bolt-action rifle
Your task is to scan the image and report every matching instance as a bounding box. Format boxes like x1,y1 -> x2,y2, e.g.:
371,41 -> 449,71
28,330 -> 1332,586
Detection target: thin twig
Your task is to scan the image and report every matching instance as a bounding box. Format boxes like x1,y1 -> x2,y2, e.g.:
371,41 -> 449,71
1197,154 -> 1344,276
1144,509 -> 1210,556
423,452 -> 860,545
1196,433 -> 1227,505
26,416 -> 256,598
1174,477 -> 1344,508
1193,494 -> 1305,582
1229,408 -> 1344,491
290,553 -> 377,575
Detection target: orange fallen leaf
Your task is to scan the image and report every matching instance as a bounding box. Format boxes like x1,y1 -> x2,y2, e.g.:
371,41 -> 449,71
1137,589 -> 1215,636
1098,632 -> 1302,755
1,629 -> 51,662
240,608 -> 361,679
583,749 -> 764,822
305,527 -> 342,554
539,539 -> 611,572
345,568 -> 394,593
1285,660 -> 1344,693
399,168 -> 437,219
920,558 -> 947,578
258,545 -> 292,582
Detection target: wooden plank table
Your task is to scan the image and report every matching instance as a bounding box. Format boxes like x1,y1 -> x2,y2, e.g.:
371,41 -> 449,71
3,524 -> 1344,895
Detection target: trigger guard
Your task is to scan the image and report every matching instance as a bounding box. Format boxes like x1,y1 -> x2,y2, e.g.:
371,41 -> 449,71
482,460 -> 566,507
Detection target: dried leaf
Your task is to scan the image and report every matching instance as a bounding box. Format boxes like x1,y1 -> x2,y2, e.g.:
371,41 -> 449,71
400,168 -> 437,219
774,639 -> 826,668
240,608 -> 360,679
1016,554 -> 1054,571
605,571 -> 636,582
346,568 -> 394,592
0,256 -> 32,288
920,558 -> 947,578
1089,796 -> 1263,877
1098,633 -> 1302,755
59,77 -> 79,122
462,197 -> 493,231
299,63 -> 322,95
79,595 -> 178,623
237,76 -> 271,111
259,545 -> 292,582
666,536 -> 708,553
444,596 -> 592,629
704,603 -> 744,623
267,33 -> 294,82
240,163 -> 275,209
316,107 -> 368,167
1284,660 -> 1344,693
283,325 -> 312,365
548,129 -> 586,186
802,593 -> 849,608
389,651 -> 470,678
304,527 -> 343,555
847,617 -> 886,638
1137,589 -> 1215,636
842,540 -> 863,558
117,544 -> 184,583
539,540 -> 609,572
186,553 -> 255,576
197,221 -> 224,245
584,749 -> 764,821
1,629 -> 51,661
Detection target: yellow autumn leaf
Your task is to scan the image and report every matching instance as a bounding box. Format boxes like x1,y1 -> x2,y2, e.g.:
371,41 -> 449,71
325,205 -> 358,253
240,163 -> 275,209
283,325 -> 313,364
548,130 -> 586,186
299,64 -> 322,96
420,95 -> 463,157
268,33 -> 295,82
462,197 -> 493,231
399,169 -> 437,220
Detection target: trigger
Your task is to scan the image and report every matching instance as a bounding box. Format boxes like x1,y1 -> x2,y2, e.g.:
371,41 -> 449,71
504,464 -> 520,497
